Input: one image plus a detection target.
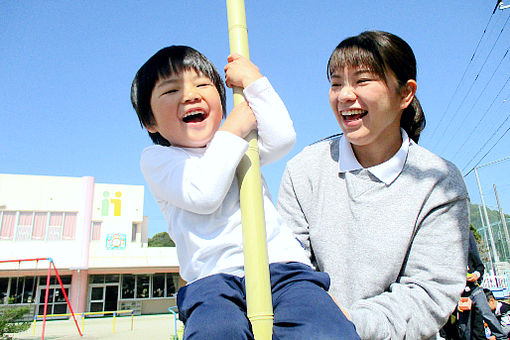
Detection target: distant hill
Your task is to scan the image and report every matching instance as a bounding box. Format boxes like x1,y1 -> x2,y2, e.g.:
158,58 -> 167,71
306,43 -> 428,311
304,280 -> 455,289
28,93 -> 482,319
470,203 -> 510,230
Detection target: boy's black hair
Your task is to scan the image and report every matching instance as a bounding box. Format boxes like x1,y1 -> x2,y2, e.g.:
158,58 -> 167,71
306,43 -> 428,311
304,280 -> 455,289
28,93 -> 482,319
484,288 -> 495,301
131,46 -> 226,146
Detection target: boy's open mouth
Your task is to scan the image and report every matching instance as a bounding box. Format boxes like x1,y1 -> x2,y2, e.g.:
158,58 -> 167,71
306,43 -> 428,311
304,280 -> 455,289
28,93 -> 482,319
341,109 -> 367,121
183,110 -> 207,123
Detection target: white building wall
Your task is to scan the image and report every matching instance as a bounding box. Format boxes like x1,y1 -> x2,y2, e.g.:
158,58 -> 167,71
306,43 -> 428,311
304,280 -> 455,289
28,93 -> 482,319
0,174 -> 88,270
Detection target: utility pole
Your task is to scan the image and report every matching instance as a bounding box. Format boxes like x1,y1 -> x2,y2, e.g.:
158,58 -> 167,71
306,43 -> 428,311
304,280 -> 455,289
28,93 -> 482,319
494,184 -> 510,260
479,205 -> 495,272
498,1 -> 510,10
475,167 -> 500,264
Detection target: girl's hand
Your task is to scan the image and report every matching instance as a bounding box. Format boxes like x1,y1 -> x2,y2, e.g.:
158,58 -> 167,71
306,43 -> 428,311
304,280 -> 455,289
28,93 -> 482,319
219,101 -> 257,139
224,54 -> 263,89
328,292 -> 352,321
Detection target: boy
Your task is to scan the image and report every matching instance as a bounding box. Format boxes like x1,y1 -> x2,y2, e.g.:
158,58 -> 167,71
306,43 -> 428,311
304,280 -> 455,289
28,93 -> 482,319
486,289 -> 510,336
131,46 -> 359,339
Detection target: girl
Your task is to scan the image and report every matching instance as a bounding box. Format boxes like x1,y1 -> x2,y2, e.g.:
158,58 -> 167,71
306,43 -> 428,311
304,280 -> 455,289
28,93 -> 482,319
277,31 -> 470,339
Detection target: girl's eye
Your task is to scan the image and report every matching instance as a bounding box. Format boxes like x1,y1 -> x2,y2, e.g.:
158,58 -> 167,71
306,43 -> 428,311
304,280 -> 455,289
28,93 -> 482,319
197,83 -> 212,87
357,78 -> 372,84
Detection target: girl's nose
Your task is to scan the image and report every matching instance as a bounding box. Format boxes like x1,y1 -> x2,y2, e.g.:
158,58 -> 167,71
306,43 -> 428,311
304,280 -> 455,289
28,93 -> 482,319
339,86 -> 356,103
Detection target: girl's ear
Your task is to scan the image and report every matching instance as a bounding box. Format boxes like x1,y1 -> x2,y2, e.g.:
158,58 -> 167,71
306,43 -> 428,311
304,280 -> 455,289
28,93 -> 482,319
400,80 -> 417,110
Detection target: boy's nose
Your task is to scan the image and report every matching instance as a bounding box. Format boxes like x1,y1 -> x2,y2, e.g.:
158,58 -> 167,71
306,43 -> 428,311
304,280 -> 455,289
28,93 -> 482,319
183,89 -> 200,103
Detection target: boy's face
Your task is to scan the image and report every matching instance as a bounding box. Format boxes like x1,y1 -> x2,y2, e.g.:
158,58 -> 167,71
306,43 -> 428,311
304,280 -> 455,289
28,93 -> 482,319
488,297 -> 497,311
148,69 -> 223,148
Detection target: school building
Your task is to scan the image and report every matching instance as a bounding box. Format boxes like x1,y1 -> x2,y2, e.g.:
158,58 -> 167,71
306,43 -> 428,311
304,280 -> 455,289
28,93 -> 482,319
0,173 -> 181,318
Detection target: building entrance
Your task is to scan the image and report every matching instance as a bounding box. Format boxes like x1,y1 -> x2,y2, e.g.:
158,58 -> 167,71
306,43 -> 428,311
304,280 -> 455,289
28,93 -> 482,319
37,285 -> 69,317
88,284 -> 119,314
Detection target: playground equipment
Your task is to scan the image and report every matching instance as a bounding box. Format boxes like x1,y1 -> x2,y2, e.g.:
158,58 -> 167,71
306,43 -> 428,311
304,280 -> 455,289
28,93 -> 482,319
168,306 -> 183,340
0,257 -> 82,339
32,309 -> 134,335
226,1 -> 273,339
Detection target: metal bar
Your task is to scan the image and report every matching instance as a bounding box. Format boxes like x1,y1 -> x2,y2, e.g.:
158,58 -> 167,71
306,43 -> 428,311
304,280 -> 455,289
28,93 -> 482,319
226,1 -> 273,339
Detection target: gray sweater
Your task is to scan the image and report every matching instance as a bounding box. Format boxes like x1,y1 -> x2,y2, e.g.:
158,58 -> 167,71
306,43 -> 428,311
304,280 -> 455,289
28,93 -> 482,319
277,136 -> 470,339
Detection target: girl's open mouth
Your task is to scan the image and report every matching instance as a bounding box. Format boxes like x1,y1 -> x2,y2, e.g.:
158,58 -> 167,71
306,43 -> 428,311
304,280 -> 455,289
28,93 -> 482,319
341,109 -> 367,121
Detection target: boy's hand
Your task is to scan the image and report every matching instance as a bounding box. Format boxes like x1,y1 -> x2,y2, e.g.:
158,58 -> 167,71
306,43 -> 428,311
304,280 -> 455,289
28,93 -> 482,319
224,54 -> 263,89
219,101 -> 257,139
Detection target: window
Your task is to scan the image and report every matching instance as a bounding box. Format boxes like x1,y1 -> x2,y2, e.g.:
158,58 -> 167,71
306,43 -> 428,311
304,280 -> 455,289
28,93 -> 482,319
121,275 -> 135,299
0,211 -> 16,240
131,223 -> 138,242
152,274 -> 165,298
38,275 -> 71,286
120,273 -> 178,300
32,212 -> 48,240
47,212 -> 63,241
0,278 -> 8,304
0,211 -> 78,241
89,274 -> 119,284
62,213 -> 77,239
166,274 -> 177,297
91,221 -> 102,241
136,275 -> 150,298
16,212 -> 33,241
8,276 -> 37,304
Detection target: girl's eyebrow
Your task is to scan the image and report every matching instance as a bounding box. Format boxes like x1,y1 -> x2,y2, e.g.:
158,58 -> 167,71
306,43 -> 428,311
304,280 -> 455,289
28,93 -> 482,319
355,69 -> 372,75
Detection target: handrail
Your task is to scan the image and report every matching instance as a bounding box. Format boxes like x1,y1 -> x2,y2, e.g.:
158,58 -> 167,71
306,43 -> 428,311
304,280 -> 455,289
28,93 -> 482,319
32,309 -> 134,335
168,306 -> 181,340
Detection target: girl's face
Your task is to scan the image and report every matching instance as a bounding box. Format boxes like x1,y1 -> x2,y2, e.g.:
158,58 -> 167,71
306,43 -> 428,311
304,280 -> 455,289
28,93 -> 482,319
328,65 -> 416,162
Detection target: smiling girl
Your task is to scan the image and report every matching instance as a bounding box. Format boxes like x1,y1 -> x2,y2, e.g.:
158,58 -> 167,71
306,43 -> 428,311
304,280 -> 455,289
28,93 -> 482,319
277,31 -> 470,339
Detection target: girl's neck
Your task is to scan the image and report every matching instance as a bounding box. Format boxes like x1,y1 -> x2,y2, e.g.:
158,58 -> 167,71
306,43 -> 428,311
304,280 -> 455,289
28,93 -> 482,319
352,132 -> 403,168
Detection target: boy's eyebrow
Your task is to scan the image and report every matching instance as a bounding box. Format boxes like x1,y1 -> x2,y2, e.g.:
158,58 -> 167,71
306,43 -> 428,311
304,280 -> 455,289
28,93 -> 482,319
155,78 -> 180,88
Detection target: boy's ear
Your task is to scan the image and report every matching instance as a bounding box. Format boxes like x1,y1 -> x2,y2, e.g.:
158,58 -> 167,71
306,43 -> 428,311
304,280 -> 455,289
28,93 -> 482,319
145,123 -> 158,133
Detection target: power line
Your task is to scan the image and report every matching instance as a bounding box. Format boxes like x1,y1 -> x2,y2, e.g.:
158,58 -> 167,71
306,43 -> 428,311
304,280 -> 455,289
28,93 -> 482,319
433,14 -> 510,150
463,113 -> 510,175
452,74 -> 510,160
428,9 -> 499,142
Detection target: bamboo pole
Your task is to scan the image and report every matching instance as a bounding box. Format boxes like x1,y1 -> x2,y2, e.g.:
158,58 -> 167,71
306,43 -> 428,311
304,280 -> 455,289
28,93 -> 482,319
226,1 -> 273,339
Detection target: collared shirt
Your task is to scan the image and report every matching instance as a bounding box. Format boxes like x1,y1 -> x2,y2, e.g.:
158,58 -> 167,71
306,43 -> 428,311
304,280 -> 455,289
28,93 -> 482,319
338,129 -> 410,185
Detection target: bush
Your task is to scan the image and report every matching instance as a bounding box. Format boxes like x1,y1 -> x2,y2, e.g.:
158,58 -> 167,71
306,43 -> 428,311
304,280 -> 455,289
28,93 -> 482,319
0,306 -> 31,339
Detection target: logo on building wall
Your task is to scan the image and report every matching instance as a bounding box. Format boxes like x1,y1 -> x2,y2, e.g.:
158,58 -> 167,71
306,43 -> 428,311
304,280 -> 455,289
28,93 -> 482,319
106,233 -> 126,250
101,191 -> 122,217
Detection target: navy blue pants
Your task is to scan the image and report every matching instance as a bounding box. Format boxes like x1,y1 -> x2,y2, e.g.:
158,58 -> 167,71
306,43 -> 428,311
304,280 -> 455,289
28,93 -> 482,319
177,262 -> 360,339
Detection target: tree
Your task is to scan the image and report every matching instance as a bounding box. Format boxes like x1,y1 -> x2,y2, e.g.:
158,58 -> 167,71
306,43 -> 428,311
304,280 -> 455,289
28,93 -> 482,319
148,232 -> 175,247
0,306 -> 31,339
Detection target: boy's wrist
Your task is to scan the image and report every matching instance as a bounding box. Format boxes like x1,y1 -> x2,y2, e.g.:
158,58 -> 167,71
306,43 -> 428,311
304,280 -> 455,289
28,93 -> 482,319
242,73 -> 263,88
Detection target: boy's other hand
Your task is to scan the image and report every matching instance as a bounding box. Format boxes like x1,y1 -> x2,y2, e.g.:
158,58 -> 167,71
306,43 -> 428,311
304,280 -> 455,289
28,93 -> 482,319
224,54 -> 262,89
219,101 -> 257,139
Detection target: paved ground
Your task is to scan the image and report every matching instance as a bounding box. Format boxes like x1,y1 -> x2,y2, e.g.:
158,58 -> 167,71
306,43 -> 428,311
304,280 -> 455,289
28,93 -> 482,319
11,313 -> 183,340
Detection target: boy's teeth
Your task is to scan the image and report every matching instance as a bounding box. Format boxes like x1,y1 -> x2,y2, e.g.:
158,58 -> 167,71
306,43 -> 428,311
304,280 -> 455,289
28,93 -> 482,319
183,111 -> 206,123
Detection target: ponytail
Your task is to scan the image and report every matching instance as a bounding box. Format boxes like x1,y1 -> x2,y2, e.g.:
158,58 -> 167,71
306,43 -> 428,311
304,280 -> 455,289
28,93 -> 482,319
401,96 -> 425,143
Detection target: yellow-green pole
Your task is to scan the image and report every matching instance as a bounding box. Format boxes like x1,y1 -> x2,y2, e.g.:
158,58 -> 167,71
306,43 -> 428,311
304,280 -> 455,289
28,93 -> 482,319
226,1 -> 273,339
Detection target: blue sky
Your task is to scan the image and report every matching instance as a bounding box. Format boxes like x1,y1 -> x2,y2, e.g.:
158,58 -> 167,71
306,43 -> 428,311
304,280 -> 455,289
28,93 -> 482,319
2,1 -> 509,236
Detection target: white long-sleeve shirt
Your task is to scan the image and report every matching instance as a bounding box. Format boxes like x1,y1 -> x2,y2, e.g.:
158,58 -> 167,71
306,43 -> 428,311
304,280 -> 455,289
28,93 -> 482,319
141,77 -> 310,283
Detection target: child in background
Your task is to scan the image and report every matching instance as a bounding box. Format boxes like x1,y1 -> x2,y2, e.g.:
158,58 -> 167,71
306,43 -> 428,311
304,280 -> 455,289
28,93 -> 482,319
131,45 -> 359,339
486,288 -> 510,336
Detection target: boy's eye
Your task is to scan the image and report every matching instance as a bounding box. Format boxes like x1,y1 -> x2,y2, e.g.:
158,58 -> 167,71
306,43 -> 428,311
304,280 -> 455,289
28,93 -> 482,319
197,82 -> 212,87
162,89 -> 178,95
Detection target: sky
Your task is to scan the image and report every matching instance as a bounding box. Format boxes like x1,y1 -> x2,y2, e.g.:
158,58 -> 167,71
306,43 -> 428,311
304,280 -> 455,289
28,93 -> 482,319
2,1 -> 510,237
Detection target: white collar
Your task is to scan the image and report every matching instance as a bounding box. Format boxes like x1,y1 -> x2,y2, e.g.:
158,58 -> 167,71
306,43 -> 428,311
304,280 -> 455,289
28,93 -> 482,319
338,129 -> 410,185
